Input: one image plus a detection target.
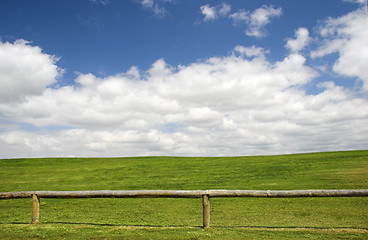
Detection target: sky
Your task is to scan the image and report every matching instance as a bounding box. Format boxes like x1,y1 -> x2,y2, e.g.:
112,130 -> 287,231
0,0 -> 367,158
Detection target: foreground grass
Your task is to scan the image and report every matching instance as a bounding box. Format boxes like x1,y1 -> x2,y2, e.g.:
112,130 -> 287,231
0,150 -> 367,239
1,223 -> 367,240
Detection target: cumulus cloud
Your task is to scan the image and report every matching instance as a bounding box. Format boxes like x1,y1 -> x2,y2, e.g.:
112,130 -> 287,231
1,35 -> 368,158
199,3 -> 281,37
200,4 -> 217,21
140,0 -> 154,8
311,7 -> 368,90
285,28 -> 311,52
343,0 -> 366,5
0,39 -> 62,103
137,0 -> 172,17
218,3 -> 231,17
200,3 -> 231,21
90,0 -> 110,6
234,45 -> 270,58
230,5 -> 282,37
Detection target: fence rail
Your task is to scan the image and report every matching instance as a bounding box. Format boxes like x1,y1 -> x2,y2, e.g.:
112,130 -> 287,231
1,189 -> 368,228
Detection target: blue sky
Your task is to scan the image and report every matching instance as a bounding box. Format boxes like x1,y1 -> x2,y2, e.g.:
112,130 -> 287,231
0,0 -> 360,84
0,0 -> 367,158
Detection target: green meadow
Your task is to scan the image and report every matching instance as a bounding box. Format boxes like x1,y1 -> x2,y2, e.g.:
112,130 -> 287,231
0,150 -> 367,239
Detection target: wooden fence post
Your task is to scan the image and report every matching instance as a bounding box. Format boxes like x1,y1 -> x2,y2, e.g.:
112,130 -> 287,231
202,194 -> 210,229
32,194 -> 40,224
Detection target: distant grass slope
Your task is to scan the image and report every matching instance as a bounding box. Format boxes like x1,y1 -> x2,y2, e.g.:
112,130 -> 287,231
0,150 -> 367,239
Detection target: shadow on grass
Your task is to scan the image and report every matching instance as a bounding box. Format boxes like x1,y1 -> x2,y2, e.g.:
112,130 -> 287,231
214,225 -> 368,229
3,222 -> 367,232
45,221 -> 202,229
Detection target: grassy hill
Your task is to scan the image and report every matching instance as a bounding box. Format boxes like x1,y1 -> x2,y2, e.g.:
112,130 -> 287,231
0,150 -> 367,239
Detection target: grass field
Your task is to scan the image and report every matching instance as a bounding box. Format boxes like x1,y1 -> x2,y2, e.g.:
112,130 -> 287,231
0,150 -> 367,239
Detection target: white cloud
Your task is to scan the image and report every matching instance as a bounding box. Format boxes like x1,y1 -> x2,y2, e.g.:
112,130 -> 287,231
229,9 -> 248,23
234,45 -> 269,58
200,4 -> 281,37
90,0 -> 110,6
230,5 -> 282,37
311,7 -> 368,90
0,39 -> 62,103
285,28 -> 311,52
138,0 -> 171,17
140,0 -> 154,8
249,5 -> 282,27
1,36 -> 368,158
219,3 -> 231,17
200,2 -> 231,22
200,4 -> 217,21
343,0 -> 366,5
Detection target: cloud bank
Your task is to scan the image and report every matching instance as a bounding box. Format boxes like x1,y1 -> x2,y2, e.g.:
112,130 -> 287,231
0,7 -> 367,158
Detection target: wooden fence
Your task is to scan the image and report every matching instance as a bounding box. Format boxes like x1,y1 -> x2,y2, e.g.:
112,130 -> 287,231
1,189 -> 368,228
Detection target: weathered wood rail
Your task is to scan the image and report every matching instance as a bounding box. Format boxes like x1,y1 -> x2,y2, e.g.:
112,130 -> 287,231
1,189 -> 368,228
